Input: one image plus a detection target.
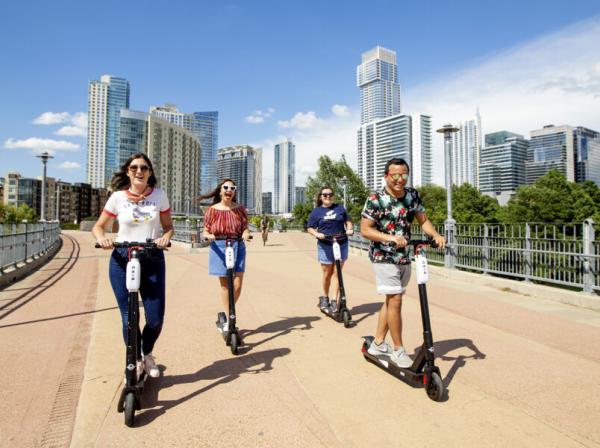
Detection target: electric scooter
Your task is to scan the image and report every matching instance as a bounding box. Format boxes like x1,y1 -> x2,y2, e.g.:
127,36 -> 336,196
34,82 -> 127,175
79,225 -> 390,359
95,239 -> 169,426
213,234 -> 252,355
319,233 -> 353,328
361,239 -> 445,402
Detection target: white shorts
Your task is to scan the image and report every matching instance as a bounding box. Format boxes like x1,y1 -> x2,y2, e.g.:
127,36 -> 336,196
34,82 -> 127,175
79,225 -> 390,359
372,263 -> 412,295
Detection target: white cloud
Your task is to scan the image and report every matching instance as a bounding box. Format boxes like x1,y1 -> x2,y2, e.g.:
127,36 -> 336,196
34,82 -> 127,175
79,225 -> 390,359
56,126 -> 87,137
33,111 -> 88,137
59,161 -> 81,169
277,111 -> 322,129
332,104 -> 350,117
257,107 -> 359,192
32,112 -> 70,125
403,17 -> 600,185
4,137 -> 80,154
245,108 -> 275,124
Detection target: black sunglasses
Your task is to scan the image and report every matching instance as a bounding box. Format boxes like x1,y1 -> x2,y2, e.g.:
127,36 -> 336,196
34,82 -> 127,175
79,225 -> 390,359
128,164 -> 150,172
321,193 -> 334,197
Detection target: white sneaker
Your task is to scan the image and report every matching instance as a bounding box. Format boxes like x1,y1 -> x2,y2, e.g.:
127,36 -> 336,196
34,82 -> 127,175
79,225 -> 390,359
368,340 -> 392,357
144,353 -> 160,378
391,347 -> 413,368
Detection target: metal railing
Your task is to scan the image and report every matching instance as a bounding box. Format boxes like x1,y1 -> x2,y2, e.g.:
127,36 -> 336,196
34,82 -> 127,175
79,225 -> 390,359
172,219 -> 204,245
348,219 -> 599,294
0,222 -> 61,274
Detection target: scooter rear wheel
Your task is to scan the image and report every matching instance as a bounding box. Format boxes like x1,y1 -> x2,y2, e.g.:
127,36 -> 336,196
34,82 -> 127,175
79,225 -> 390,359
426,372 -> 444,402
124,392 -> 136,427
230,332 -> 239,355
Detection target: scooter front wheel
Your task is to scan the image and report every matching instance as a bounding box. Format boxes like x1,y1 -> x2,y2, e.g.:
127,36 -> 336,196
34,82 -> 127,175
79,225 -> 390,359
426,371 -> 444,402
124,392 -> 136,427
230,332 -> 240,355
343,310 -> 352,328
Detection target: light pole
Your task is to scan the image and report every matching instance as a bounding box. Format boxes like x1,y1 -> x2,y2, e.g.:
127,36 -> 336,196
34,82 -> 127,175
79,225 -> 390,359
340,176 -> 348,209
55,179 -> 61,222
436,124 -> 459,269
36,151 -> 54,222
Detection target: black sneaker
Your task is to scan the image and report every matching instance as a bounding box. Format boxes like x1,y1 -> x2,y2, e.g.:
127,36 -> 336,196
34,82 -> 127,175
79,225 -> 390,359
318,296 -> 330,309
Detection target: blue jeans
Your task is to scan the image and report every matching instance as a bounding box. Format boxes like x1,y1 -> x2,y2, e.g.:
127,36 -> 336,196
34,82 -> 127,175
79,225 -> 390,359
109,248 -> 166,356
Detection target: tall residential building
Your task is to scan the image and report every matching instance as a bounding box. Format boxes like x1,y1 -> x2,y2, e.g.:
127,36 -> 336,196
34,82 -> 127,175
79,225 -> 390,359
479,131 -> 529,205
274,140 -> 295,214
574,127 -> 600,186
357,114 -> 432,191
295,186 -> 306,205
149,104 -> 219,194
357,46 -> 401,125
410,114 -> 433,187
526,125 -> 574,184
450,110 -> 482,187
216,145 -> 262,215
262,192 -> 272,215
87,75 -> 130,188
146,115 -> 201,215
119,109 -> 148,166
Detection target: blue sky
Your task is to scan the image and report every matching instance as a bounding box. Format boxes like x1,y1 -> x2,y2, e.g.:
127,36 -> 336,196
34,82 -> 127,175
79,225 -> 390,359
2,0 -> 600,189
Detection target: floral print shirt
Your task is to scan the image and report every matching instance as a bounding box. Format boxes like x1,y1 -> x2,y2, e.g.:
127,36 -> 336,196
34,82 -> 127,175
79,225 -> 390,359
361,187 -> 425,264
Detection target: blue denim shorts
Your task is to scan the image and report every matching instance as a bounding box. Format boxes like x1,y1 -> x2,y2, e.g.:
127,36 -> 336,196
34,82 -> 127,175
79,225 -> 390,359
317,241 -> 348,265
209,240 -> 246,276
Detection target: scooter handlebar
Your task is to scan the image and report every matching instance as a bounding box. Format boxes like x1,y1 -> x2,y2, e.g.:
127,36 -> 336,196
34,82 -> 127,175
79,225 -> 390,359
205,235 -> 253,242
94,240 -> 171,249
407,239 -> 439,248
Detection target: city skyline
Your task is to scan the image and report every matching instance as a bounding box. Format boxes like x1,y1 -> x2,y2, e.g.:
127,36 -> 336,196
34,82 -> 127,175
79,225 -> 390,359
1,1 -> 599,192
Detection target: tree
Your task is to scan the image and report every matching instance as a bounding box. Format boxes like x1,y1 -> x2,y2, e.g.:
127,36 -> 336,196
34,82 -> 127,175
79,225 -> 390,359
497,170 -> 600,223
0,203 -> 38,223
417,184 -> 447,223
300,155 -> 369,223
452,183 -> 499,223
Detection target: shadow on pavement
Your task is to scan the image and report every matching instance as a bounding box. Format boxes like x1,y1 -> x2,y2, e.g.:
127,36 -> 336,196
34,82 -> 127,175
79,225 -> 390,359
238,315 -> 320,353
135,347 -> 291,426
349,302 -> 381,325
414,338 -> 486,401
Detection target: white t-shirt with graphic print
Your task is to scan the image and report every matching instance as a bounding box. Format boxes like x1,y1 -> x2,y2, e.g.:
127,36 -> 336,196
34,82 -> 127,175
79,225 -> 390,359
103,188 -> 171,243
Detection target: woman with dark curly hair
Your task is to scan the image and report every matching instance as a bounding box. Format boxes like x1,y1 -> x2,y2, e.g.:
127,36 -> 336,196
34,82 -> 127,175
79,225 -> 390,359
92,153 -> 173,379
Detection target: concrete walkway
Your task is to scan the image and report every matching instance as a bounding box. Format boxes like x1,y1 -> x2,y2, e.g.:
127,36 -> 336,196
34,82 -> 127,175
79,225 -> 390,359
2,231 -> 600,447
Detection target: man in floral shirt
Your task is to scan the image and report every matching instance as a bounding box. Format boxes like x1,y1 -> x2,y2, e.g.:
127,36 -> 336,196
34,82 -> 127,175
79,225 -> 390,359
360,158 -> 445,368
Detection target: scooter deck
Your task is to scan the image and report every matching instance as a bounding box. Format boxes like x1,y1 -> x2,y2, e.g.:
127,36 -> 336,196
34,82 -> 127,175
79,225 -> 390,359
361,337 -> 424,387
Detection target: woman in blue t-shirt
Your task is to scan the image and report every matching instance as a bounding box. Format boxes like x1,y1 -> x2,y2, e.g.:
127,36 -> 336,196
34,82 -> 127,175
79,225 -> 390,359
306,186 -> 354,309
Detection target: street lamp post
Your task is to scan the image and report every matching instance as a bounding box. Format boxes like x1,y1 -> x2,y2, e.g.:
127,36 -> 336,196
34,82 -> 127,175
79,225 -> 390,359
340,176 -> 348,209
55,179 -> 61,222
36,151 -> 54,222
436,124 -> 459,269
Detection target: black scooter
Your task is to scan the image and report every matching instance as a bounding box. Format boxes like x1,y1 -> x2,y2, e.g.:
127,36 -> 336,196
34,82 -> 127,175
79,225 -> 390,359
95,239 -> 169,426
319,233 -> 353,328
361,239 -> 445,401
213,235 -> 251,354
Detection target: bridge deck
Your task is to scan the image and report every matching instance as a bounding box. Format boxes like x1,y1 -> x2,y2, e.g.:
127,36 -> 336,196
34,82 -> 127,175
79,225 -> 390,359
1,230 -> 599,447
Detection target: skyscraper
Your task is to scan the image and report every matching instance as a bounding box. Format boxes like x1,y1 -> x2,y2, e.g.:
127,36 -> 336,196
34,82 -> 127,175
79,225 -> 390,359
450,110 -> 482,187
357,114 -> 432,191
119,109 -> 148,166
357,46 -> 401,125
149,104 -> 218,195
574,127 -> 600,186
87,75 -> 130,188
526,125 -> 574,184
479,131 -> 529,205
216,145 -> 262,215
274,140 -> 295,214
